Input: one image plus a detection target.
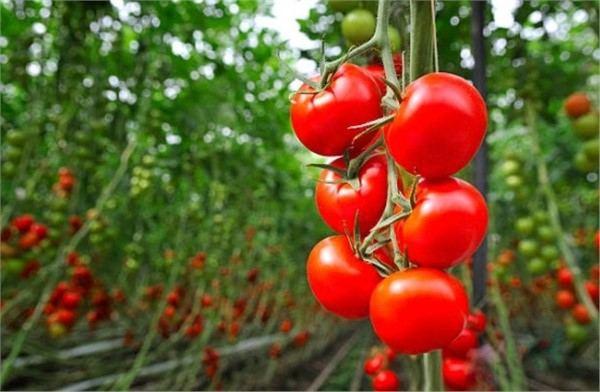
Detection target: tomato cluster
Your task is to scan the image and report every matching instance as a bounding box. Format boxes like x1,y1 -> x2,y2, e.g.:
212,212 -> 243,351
363,346 -> 400,391
291,43 -> 488,360
563,92 -> 598,173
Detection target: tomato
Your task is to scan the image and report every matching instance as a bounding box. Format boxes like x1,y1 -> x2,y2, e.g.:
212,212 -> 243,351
341,9 -> 375,46
527,258 -> 547,276
394,177 -> 487,269
443,357 -> 476,391
565,322 -> 588,345
363,353 -> 386,376
61,291 -> 82,309
307,235 -> 382,319
540,245 -> 559,261
316,154 -> 393,235
583,139 -> 599,162
385,72 -> 487,178
30,223 -> 48,240
369,268 -> 469,354
499,159 -> 520,176
388,27 -> 401,52
372,370 -> 400,391
555,289 -> 575,309
573,112 -> 599,140
585,281 -> 599,306
364,54 -> 404,95
466,310 -> 487,333
279,319 -> 293,333
290,64 -> 383,156
564,92 -> 591,119
556,267 -> 573,288
517,239 -> 538,257
571,303 -> 591,325
19,231 -> 40,250
536,225 -> 555,242
443,327 -> 478,359
12,214 -> 34,233
515,217 -> 534,235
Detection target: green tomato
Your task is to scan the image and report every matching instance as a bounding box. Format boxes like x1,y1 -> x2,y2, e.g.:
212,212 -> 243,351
328,0 -> 361,13
500,159 -> 521,177
5,146 -> 22,161
515,217 -> 535,235
505,174 -> 523,189
2,161 -> 16,177
3,259 -> 24,276
574,150 -> 596,173
527,257 -> 547,275
540,244 -> 559,262
572,112 -> 598,140
6,130 -> 27,147
388,26 -> 401,52
518,239 -> 539,257
536,225 -> 555,242
533,211 -> 548,224
565,323 -> 588,345
582,138 -> 599,162
341,9 -> 376,46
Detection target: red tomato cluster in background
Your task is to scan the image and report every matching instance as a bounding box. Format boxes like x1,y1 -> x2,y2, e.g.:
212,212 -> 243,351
363,346 -> 400,391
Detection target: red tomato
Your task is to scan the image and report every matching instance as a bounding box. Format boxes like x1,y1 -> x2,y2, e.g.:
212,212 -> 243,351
279,319 -> 293,333
571,304 -> 591,325
555,290 -> 575,309
443,357 -> 476,391
30,223 -> 48,240
315,154 -> 394,235
369,268 -> 469,354
394,177 -> 488,269
52,309 -> 77,328
443,327 -> 478,359
556,267 -> 573,288
307,235 -> 382,319
290,63 -> 383,156
12,214 -> 34,233
363,353 -> 386,376
564,92 -> 591,118
61,291 -> 82,309
365,54 -> 404,94
385,72 -> 487,178
19,231 -> 40,250
466,310 -> 487,333
372,370 -> 400,391
585,281 -> 599,306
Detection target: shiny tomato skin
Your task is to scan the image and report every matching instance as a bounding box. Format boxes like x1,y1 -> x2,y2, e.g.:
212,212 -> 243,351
585,281 -> 599,306
369,268 -> 469,354
372,370 -> 400,391
395,177 -> 488,269
385,72 -> 487,178
443,357 -> 476,391
555,290 -> 575,309
443,327 -> 478,359
363,353 -> 386,376
290,63 -> 383,156
556,267 -> 573,288
466,310 -> 487,332
316,154 -> 393,235
307,235 -> 382,319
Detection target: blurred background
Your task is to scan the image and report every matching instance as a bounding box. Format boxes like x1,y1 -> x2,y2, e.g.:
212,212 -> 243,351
0,0 -> 598,390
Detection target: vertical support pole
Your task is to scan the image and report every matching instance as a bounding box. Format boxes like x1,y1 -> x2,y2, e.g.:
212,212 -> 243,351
470,0 -> 488,307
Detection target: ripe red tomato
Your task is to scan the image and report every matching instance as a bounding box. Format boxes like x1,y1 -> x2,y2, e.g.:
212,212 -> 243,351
385,72 -> 487,178
290,63 -> 383,156
555,290 -> 576,309
556,267 -> 573,288
466,310 -> 487,333
12,214 -> 34,233
372,370 -> 400,391
369,268 -> 469,354
279,319 -> 293,333
30,223 -> 48,240
19,231 -> 40,250
316,154 -> 393,235
585,281 -> 599,306
443,357 -> 476,391
394,177 -> 488,269
363,353 -> 386,376
443,327 -> 478,359
571,304 -> 591,325
564,92 -> 591,118
307,235 -> 382,319
61,291 -> 82,309
364,55 -> 403,94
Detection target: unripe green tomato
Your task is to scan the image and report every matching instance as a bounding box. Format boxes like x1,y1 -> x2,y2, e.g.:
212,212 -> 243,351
142,155 -> 156,166
540,244 -> 559,261
48,212 -> 65,225
5,146 -> 22,161
125,257 -> 139,271
500,159 -> 521,176
138,178 -> 150,189
574,150 -> 596,173
3,259 -> 24,276
388,26 -> 401,52
2,161 -> 16,177
341,9 -> 376,46
6,130 -> 26,147
515,217 -> 535,235
518,239 -> 539,257
493,265 -> 508,281
89,233 -> 103,245
582,138 -> 599,162
533,211 -> 548,224
89,220 -> 103,233
565,323 -> 588,345
527,257 -> 547,275
328,0 -> 361,13
536,225 -> 555,242
572,112 -> 598,140
505,174 -> 523,189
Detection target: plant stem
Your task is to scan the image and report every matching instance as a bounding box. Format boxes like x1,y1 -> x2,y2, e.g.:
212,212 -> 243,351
524,102 -> 598,326
423,351 -> 443,391
409,0 -> 434,81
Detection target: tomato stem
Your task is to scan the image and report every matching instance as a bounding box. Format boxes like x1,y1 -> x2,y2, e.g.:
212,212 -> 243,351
423,350 -> 444,391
